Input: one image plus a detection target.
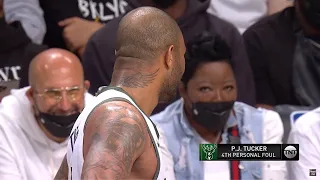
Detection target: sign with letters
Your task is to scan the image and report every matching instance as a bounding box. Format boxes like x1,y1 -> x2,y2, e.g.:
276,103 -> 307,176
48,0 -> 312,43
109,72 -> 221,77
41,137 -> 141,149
78,0 -> 128,22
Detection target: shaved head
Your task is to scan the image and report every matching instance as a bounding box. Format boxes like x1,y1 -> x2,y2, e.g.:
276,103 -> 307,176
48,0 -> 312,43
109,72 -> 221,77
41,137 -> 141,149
112,7 -> 185,103
28,48 -> 84,88
115,7 -> 182,61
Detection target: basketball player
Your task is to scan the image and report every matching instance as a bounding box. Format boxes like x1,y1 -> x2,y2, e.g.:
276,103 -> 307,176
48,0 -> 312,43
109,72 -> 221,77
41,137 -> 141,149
54,7 -> 185,180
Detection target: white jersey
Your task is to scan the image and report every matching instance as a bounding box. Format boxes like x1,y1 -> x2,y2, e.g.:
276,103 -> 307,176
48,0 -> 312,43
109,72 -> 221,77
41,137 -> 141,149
66,86 -> 162,180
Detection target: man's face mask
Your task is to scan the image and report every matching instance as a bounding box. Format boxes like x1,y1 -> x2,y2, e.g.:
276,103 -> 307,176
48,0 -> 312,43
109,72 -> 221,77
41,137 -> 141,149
33,85 -> 85,138
39,112 -> 80,138
191,101 -> 235,132
299,0 -> 320,29
152,0 -> 178,9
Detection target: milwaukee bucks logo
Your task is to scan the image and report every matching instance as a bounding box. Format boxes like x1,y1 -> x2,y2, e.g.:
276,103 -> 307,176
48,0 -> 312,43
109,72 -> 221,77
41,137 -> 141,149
200,144 -> 218,161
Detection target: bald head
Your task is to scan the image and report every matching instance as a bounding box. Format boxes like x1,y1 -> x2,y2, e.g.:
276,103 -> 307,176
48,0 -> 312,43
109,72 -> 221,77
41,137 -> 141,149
115,7 -> 182,61
29,48 -> 84,88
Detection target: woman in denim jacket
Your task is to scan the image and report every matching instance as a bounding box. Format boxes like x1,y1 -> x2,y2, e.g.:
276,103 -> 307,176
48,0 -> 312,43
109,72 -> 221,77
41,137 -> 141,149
151,32 -> 287,180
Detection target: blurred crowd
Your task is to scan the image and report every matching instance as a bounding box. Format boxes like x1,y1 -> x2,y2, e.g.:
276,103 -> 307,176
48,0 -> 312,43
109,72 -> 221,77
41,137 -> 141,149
1,0 -> 319,179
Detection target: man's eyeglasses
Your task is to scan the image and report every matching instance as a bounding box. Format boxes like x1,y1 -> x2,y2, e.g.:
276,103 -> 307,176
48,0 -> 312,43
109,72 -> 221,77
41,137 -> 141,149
35,86 -> 83,102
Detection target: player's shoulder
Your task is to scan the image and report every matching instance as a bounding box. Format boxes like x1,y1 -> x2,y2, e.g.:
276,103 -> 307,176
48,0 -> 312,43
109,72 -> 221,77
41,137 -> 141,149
89,100 -> 145,125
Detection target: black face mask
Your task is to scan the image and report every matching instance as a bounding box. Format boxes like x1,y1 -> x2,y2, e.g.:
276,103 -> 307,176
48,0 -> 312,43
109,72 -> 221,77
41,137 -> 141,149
152,0 -> 178,9
191,101 -> 235,132
299,0 -> 320,29
39,112 -> 80,138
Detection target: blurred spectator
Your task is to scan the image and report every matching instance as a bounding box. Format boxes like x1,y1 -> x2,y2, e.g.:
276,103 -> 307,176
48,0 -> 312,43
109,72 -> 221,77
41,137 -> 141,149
244,0 -> 320,109
4,0 -> 128,56
0,0 -> 47,100
83,0 -> 256,114
287,107 -> 320,179
207,0 -> 293,34
0,48 -> 94,180
4,0 -> 45,44
151,33 -> 286,180
243,0 -> 320,141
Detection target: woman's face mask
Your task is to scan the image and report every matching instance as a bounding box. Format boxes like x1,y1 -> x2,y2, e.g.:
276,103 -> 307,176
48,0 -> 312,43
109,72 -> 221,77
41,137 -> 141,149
191,101 -> 235,132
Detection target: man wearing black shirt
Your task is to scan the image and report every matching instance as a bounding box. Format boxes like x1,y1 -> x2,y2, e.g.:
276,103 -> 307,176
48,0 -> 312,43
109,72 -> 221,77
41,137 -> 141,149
244,0 -> 320,142
244,0 -> 320,109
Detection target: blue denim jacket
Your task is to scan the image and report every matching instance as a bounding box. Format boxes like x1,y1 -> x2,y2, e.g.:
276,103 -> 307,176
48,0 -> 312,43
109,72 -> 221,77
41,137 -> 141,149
151,99 -> 264,180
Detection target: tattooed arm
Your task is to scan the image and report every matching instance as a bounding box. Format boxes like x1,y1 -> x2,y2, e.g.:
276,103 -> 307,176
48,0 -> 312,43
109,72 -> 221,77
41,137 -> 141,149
81,102 -> 147,180
54,155 -> 68,180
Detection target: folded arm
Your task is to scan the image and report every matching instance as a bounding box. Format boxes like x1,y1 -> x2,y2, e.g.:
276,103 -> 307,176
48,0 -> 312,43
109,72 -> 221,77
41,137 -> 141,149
4,0 -> 46,44
81,102 -> 147,179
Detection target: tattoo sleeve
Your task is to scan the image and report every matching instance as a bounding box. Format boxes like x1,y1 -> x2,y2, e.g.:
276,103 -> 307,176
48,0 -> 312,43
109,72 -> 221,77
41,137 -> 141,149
81,103 -> 146,180
54,155 -> 68,180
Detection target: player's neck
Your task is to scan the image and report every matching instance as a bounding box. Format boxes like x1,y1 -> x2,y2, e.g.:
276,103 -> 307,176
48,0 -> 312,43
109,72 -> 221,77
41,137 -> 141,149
110,76 -> 158,116
118,86 -> 158,116
111,68 -> 161,115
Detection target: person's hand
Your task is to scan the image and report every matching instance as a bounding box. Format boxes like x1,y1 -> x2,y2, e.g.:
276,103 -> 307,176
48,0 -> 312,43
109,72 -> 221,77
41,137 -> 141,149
59,17 -> 103,52
267,0 -> 293,15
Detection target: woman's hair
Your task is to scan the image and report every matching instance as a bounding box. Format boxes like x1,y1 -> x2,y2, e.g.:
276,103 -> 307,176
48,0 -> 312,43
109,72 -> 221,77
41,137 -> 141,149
181,32 -> 232,86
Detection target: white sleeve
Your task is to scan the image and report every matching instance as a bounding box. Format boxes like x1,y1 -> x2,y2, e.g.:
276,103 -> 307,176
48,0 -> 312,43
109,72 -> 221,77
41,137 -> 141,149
0,123 -> 22,180
4,0 -> 46,44
287,113 -> 320,180
157,127 -> 176,180
262,108 -> 283,144
259,108 -> 288,180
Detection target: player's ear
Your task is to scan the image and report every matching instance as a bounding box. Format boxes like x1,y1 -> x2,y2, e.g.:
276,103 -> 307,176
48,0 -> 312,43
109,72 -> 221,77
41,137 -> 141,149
163,45 -> 174,71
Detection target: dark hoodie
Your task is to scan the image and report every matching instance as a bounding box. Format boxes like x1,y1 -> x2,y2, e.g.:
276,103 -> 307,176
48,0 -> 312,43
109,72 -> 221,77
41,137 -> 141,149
0,18 -> 47,99
83,0 -> 256,114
